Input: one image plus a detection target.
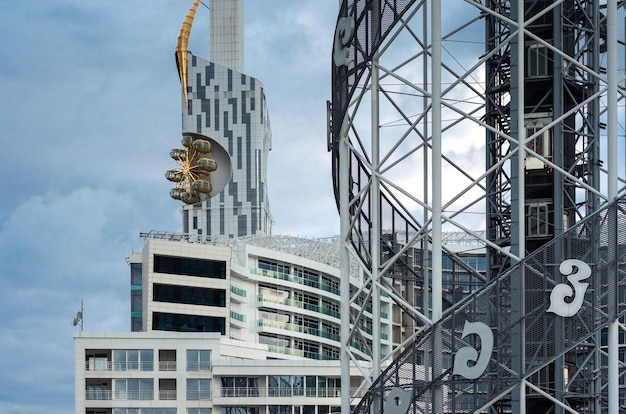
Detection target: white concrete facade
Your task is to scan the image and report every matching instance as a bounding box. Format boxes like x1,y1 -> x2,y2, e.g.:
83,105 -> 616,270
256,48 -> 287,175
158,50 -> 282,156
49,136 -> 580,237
209,0 -> 243,72
133,233 -> 394,362
75,331 -> 365,414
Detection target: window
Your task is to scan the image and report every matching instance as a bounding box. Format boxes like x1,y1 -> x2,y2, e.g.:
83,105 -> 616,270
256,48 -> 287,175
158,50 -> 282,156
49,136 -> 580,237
113,350 -> 153,371
527,202 -> 550,237
258,259 -> 290,275
221,377 -> 259,397
187,379 -> 211,400
131,263 -> 142,285
322,345 -> 340,360
294,316 -> 319,334
154,255 -> 226,279
526,125 -> 545,155
259,333 -> 291,348
188,409 -> 212,414
318,377 -> 340,398
86,354 -> 108,371
114,379 -> 153,400
86,384 -> 109,400
131,317 -> 142,332
321,275 -> 339,293
131,290 -> 142,312
187,349 -> 211,371
301,292 -> 319,311
269,407 -> 291,414
306,376 -> 316,397
259,284 -> 289,301
527,43 -> 549,77
295,267 -> 319,287
322,322 -> 340,342
268,376 -> 293,397
524,115 -> 553,170
322,299 -> 340,318
159,350 -> 176,371
154,283 -> 226,307
153,312 -> 225,334
221,409 -> 259,414
159,378 -> 176,400
294,340 -> 319,359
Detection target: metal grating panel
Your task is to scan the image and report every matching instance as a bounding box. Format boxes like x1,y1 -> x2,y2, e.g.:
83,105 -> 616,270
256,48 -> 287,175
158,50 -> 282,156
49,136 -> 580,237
354,196 -> 626,413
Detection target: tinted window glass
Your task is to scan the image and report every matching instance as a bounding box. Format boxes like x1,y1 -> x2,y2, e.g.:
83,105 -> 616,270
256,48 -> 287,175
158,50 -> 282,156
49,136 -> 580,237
154,255 -> 226,279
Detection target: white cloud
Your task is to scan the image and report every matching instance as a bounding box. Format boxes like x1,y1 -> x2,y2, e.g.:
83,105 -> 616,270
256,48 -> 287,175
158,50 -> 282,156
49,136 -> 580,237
0,2 -> 341,411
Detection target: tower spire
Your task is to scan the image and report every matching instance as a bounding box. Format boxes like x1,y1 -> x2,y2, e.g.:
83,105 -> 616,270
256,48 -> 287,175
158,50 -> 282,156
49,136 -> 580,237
209,0 -> 244,71
175,0 -> 201,105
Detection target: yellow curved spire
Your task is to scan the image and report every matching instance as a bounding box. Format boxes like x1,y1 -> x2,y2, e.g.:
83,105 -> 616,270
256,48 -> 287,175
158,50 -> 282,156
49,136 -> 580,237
176,0 -> 201,106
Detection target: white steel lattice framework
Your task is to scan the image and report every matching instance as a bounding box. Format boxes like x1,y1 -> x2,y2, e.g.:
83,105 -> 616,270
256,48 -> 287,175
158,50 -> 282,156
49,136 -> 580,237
329,0 -> 626,413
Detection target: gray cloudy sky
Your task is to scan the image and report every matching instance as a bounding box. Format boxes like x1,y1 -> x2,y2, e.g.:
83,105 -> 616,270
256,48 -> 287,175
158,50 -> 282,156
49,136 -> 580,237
0,2 -> 339,413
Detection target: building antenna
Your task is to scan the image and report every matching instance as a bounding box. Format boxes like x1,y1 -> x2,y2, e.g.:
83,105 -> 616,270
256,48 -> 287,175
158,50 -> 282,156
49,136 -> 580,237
72,300 -> 84,332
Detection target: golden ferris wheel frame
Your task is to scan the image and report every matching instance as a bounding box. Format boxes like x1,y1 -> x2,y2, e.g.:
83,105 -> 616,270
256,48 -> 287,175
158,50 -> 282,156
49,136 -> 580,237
167,133 -> 232,205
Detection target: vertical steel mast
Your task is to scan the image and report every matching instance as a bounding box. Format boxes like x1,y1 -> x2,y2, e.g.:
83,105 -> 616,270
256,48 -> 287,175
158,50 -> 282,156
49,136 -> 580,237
331,0 -> 625,413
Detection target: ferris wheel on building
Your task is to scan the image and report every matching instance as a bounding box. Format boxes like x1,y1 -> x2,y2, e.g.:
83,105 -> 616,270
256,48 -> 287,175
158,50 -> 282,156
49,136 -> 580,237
166,135 -> 217,205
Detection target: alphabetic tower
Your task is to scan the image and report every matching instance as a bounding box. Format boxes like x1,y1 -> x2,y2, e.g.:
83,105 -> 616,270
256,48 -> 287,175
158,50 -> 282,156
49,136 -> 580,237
167,0 -> 273,239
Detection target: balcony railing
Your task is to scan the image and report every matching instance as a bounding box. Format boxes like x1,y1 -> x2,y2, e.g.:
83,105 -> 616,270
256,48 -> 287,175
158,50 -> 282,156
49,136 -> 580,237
186,362 -> 212,371
85,390 -> 155,400
221,387 -> 261,397
257,295 -> 341,319
250,268 -> 340,296
257,319 -> 341,342
230,311 -> 247,322
159,389 -> 177,400
85,389 -> 111,400
85,361 -> 154,371
159,361 -> 177,371
114,390 -> 154,400
230,285 -> 247,298
218,387 -> 344,398
186,390 -> 212,400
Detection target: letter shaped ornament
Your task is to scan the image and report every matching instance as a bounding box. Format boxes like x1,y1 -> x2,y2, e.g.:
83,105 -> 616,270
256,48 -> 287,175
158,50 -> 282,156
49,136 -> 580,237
333,17 -> 354,67
384,387 -> 412,414
452,321 -> 494,380
547,259 -> 591,317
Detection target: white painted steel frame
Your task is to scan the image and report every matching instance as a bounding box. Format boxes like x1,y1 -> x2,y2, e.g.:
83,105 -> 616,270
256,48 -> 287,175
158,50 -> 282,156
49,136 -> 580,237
334,0 -> 625,413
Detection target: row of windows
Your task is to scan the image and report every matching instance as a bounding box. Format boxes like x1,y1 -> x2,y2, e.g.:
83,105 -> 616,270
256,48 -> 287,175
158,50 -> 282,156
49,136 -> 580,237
258,311 -> 341,342
112,350 -> 153,371
86,350 -> 210,371
131,263 -> 142,285
153,312 -> 225,334
220,405 -> 338,413
87,376 -> 341,402
154,283 -> 226,307
416,252 -> 487,273
187,379 -> 211,400
257,259 -> 340,295
268,407 -> 340,414
154,255 -> 226,279
258,333 -> 340,360
114,379 -> 154,400
258,259 -> 290,275
100,408 -> 337,414
258,285 -> 341,318
86,379 -> 211,401
110,409 -> 178,414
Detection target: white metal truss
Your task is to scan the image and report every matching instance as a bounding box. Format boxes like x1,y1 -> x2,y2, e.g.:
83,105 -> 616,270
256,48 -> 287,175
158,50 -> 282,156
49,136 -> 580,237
330,0 -> 626,412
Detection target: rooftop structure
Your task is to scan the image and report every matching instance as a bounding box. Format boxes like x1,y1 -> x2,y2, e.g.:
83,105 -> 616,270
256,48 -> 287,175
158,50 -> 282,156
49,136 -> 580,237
169,0 -> 273,237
